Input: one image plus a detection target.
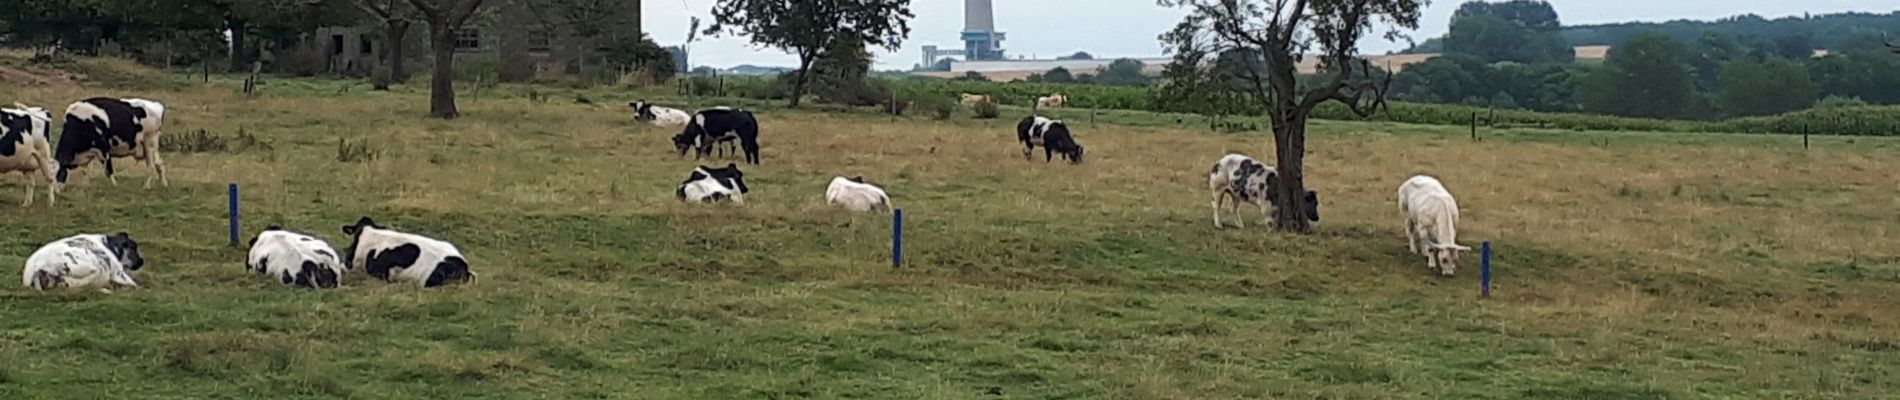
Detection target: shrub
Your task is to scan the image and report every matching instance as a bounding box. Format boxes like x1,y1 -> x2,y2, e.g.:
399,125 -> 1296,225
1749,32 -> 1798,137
1814,96 -> 1869,109
972,99 -> 1001,119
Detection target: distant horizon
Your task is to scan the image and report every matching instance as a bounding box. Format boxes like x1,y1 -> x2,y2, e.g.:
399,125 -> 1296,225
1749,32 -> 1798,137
652,1 -> 1898,71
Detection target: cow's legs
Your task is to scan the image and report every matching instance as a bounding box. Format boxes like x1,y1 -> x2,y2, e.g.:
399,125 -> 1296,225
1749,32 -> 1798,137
1257,201 -> 1271,227
20,171 -> 33,207
144,139 -> 168,188
1211,192 -> 1225,228
1404,217 -> 1420,254
1045,146 -> 1054,163
1022,143 -> 1033,161
1231,200 -> 1245,229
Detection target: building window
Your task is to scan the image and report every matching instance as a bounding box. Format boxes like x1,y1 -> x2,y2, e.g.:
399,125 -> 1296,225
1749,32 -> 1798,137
360,36 -> 374,55
455,29 -> 481,50
331,35 -> 345,55
527,30 -> 552,53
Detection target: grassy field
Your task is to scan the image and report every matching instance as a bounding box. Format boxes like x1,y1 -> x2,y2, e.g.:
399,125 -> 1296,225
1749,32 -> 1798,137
0,60 -> 1897,399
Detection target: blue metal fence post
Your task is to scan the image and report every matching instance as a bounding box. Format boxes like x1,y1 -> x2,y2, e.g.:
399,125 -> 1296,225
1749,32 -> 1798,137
892,209 -> 905,268
1480,241 -> 1493,298
228,183 -> 240,246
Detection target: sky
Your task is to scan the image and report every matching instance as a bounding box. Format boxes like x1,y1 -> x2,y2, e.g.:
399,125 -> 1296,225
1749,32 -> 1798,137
642,0 -> 1900,71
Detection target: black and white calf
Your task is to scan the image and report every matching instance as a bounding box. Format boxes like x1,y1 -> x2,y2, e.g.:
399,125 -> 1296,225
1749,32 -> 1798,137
1016,115 -> 1084,163
0,104 -> 58,206
55,97 -> 168,190
670,108 -> 761,165
22,232 -> 145,291
248,226 -> 347,288
1208,154 -> 1320,228
342,217 -> 473,287
630,100 -> 691,127
676,163 -> 750,204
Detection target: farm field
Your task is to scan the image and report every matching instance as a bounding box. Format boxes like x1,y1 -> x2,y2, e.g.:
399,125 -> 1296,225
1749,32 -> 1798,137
0,63 -> 1897,399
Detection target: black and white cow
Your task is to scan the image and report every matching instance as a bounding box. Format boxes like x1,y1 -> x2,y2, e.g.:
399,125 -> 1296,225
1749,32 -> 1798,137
0,104 -> 58,206
630,100 -> 691,127
248,226 -> 347,288
55,97 -> 168,191
22,232 -> 145,292
676,163 -> 750,204
1016,115 -> 1084,163
670,108 -> 761,165
1208,154 -> 1319,228
341,217 -> 473,288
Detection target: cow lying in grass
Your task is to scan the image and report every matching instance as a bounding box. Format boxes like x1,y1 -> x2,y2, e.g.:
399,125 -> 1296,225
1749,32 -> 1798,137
343,217 -> 474,287
248,226 -> 347,288
677,163 -> 750,204
630,100 -> 691,127
1399,175 -> 1470,276
826,176 -> 891,213
22,232 -> 145,292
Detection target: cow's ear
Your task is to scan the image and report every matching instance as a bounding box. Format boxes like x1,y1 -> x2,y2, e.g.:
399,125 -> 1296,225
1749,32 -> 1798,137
114,232 -> 130,239
265,224 -> 282,231
726,163 -> 737,169
342,225 -> 358,235
1305,191 -> 1318,203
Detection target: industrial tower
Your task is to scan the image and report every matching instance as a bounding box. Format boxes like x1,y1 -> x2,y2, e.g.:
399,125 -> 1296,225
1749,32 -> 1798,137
961,0 -> 1006,61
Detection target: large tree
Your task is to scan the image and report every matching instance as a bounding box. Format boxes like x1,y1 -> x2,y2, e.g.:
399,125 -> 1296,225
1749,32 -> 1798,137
405,0 -> 488,118
1441,0 -> 1571,64
1717,58 -> 1816,116
1580,32 -> 1697,118
1160,0 -> 1425,233
355,0 -> 418,87
704,0 -> 914,108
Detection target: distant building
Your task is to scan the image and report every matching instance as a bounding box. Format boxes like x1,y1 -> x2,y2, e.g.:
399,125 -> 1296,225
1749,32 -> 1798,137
310,0 -> 643,79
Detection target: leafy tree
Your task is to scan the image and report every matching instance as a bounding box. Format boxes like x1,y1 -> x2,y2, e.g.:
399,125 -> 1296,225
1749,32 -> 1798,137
1580,32 -> 1697,118
1716,58 -> 1816,116
1161,0 -> 1425,233
1041,67 -> 1074,83
1808,53 -> 1900,104
1094,58 -> 1151,85
406,0 -> 490,118
1157,21 -> 1255,121
705,0 -> 914,108
1771,34 -> 1814,59
1389,54 -> 1485,104
1685,30 -> 1744,91
1442,0 -> 1571,64
355,0 -> 418,87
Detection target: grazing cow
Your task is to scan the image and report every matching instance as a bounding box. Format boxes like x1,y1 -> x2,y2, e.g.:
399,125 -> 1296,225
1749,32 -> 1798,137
1208,154 -> 1322,228
1037,119 -> 1085,164
960,93 -> 991,106
676,163 -> 749,204
826,176 -> 891,213
0,104 -> 58,206
1398,175 -> 1470,276
247,226 -> 347,288
341,217 -> 474,287
670,108 -> 761,165
54,97 -> 168,191
1036,94 -> 1068,108
22,232 -> 145,292
630,100 -> 692,127
1015,116 -> 1063,160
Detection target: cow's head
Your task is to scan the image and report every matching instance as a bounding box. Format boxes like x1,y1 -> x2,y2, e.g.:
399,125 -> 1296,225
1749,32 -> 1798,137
1065,145 -> 1085,164
341,217 -> 382,238
722,163 -> 750,194
249,224 -> 285,247
630,100 -> 654,121
1429,243 -> 1471,276
105,232 -> 144,271
1303,191 -> 1321,223
672,131 -> 697,156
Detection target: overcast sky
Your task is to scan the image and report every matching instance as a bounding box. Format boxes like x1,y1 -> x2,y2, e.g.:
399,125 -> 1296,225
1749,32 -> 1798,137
642,0 -> 1900,71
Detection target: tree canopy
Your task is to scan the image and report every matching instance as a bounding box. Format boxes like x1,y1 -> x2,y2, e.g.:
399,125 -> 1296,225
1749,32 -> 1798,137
705,0 -> 914,108
1442,0 -> 1572,64
1580,32 -> 1698,118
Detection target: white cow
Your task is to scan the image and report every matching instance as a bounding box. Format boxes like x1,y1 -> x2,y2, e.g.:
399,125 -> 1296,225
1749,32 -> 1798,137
1399,175 -> 1471,276
630,100 -> 691,127
248,227 -> 348,288
1036,94 -> 1068,108
677,164 -> 750,204
0,104 -> 59,206
22,233 -> 145,292
826,176 -> 892,213
1208,154 -> 1276,228
342,217 -> 473,287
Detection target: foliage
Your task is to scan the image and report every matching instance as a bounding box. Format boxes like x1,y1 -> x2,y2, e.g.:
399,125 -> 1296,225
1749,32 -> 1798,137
704,0 -> 914,108
1092,59 -> 1153,86
1059,51 -> 1094,60
1442,0 -> 1573,64
1560,11 -> 1900,53
971,98 -> 1000,119
1807,53 -> 1900,105
1037,67 -> 1075,83
1716,58 -> 1817,117
1813,96 -> 1869,109
1580,32 -> 1697,118
600,33 -> 679,83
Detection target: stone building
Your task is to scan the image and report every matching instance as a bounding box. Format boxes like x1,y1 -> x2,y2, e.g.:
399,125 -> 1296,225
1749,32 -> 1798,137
309,0 -> 642,80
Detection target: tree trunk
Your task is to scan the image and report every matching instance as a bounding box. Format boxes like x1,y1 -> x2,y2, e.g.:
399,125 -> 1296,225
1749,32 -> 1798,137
386,20 -> 411,81
1271,109 -> 1313,233
228,18 -> 249,71
427,29 -> 460,118
789,57 -> 815,108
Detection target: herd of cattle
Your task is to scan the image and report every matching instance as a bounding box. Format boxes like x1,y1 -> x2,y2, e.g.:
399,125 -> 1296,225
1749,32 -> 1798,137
4,93 -> 1471,293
